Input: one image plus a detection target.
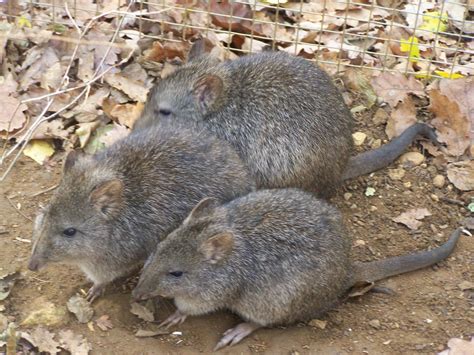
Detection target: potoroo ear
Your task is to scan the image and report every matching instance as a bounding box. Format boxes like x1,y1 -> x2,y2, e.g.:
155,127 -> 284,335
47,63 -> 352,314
183,197 -> 219,224
200,232 -> 234,264
90,179 -> 124,219
193,74 -> 223,114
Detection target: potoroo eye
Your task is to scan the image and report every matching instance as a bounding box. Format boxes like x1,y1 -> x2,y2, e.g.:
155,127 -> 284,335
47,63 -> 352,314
63,228 -> 77,237
169,271 -> 183,277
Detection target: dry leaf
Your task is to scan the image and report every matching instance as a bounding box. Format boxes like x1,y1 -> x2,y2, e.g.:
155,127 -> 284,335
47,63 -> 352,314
19,46 -> 59,90
130,302 -> 154,322
106,102 -> 144,128
77,50 -> 95,82
22,302 -> 67,327
386,96 -> 418,139
145,41 -> 188,63
32,119 -> 70,140
59,329 -> 92,355
67,294 -> 94,324
104,73 -> 149,103
23,140 -> 55,165
429,90 -> 470,156
371,72 -> 425,108
69,87 -> 110,123
343,69 -> 377,109
95,315 -> 113,331
392,208 -> 432,230
29,327 -> 60,354
0,75 -> 28,136
40,61 -> 64,90
75,121 -> 100,148
447,161 -> 474,191
98,123 -> 130,147
0,272 -> 18,301
438,337 -> 474,355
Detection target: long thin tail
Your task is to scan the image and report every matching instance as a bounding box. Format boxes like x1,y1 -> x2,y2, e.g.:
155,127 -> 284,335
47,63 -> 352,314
342,123 -> 439,181
351,228 -> 462,285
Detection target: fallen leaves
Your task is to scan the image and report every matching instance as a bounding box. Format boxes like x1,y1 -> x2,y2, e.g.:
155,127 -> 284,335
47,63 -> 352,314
385,96 -> 418,139
29,327 -> 60,354
21,302 -> 67,327
447,161 -> 474,191
438,337 -> 474,355
59,329 -> 92,355
130,302 -> 154,322
23,140 -> 55,165
104,73 -> 149,103
0,74 -> 28,137
95,315 -> 113,331
392,208 -> 432,230
67,294 -> 94,323
371,72 -> 425,107
0,272 -> 19,301
429,78 -> 473,157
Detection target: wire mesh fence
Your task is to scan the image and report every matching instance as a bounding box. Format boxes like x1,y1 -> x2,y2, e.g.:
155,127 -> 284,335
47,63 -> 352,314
1,0 -> 473,78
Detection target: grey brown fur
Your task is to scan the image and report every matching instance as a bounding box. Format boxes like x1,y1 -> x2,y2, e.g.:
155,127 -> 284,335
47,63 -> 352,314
132,189 -> 461,349
28,123 -> 255,300
134,42 -> 438,198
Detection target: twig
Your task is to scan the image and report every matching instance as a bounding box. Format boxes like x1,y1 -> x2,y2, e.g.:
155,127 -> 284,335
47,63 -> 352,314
29,184 -> 59,197
0,2 -> 135,181
440,196 -> 465,207
5,195 -> 32,222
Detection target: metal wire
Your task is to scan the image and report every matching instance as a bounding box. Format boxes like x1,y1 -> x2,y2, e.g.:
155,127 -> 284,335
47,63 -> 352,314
1,0 -> 472,78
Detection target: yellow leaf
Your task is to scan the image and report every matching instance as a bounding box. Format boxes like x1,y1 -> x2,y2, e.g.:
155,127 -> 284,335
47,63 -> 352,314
434,70 -> 464,79
400,36 -> 420,63
262,0 -> 288,4
23,140 -> 55,165
415,71 -> 431,79
17,15 -> 32,28
418,11 -> 448,33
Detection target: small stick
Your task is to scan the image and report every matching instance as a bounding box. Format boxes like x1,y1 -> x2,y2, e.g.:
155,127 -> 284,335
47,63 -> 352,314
29,184 -> 59,197
440,196 -> 465,207
5,195 -> 32,222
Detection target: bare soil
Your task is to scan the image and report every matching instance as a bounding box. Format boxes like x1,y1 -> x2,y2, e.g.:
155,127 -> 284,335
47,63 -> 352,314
1,124 -> 473,354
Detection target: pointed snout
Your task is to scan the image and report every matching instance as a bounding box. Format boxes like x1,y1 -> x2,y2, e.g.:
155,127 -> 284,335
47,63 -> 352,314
27,255 -> 45,271
131,287 -> 152,302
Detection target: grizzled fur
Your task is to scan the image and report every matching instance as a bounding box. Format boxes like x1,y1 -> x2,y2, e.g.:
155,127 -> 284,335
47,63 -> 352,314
135,46 -> 439,199
133,189 -> 461,335
135,51 -> 354,198
134,189 -> 352,325
28,123 -> 255,292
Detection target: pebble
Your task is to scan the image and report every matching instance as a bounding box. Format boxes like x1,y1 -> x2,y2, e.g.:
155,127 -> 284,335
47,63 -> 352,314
431,194 -> 439,202
353,132 -> 367,146
373,108 -> 389,125
369,319 -> 381,329
344,192 -> 353,201
369,205 -> 377,211
371,139 -> 382,149
399,152 -> 425,167
403,181 -> 412,188
354,239 -> 366,247
433,175 -> 445,188
309,319 -> 327,329
388,168 -> 405,181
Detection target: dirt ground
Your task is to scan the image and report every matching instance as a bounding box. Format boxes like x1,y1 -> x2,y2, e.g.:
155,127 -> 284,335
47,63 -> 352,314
1,117 -> 473,354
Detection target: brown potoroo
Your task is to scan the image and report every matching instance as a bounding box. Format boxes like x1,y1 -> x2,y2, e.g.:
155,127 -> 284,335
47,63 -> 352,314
133,188 -> 461,350
28,122 -> 255,301
135,40 -> 438,198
